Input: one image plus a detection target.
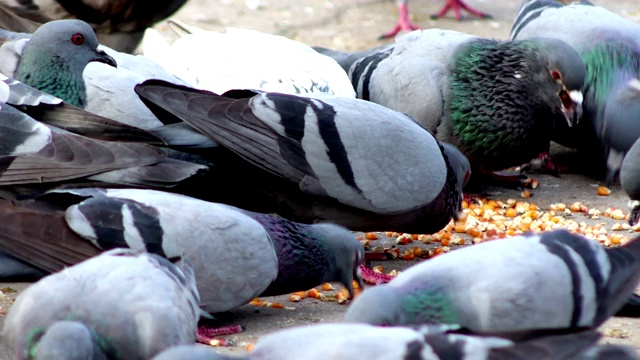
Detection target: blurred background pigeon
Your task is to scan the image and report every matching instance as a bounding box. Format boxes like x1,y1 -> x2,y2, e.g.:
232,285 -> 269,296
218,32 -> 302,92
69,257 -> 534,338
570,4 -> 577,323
511,0 -> 640,184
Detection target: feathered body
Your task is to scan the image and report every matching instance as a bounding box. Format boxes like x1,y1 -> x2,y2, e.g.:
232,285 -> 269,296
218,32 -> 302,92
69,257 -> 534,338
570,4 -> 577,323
511,0 -> 640,181
317,29 -> 585,172
346,230 -> 640,339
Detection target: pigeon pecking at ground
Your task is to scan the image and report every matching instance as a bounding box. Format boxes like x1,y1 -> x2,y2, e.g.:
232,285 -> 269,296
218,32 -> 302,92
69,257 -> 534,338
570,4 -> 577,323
621,137 -> 640,228
0,0 -> 189,53
151,324 -> 640,360
510,0 -> 640,184
0,188 -> 364,312
135,79 -> 470,234
315,29 -> 585,188
2,248 -> 202,359
380,0 -> 492,39
345,229 -> 640,339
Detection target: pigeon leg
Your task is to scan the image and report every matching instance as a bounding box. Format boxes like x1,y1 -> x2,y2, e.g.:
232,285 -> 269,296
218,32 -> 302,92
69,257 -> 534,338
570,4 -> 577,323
196,324 -> 244,347
430,0 -> 492,21
518,152 -> 564,177
477,170 -> 529,190
359,264 -> 395,285
378,1 -> 421,40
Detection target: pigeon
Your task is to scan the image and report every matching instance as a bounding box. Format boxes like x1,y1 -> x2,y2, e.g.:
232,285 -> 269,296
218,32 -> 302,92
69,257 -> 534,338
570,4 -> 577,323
151,324 -> 639,360
0,188 -> 364,312
510,0 -> 640,183
2,248 -> 202,359
0,0 -> 189,53
345,229 -> 640,339
380,0 -> 492,40
621,137 -> 640,227
601,79 -> 640,185
315,29 -> 585,185
134,79 -> 469,234
141,23 -> 356,98
0,74 -> 206,191
12,19 -> 117,108
0,17 -> 220,147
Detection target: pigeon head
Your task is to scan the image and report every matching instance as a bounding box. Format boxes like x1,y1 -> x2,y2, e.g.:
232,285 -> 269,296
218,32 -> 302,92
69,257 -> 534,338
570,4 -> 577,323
27,321 -> 105,360
344,284 -> 406,325
528,37 -> 586,128
15,19 -> 117,108
310,223 -> 365,297
440,142 -> 470,193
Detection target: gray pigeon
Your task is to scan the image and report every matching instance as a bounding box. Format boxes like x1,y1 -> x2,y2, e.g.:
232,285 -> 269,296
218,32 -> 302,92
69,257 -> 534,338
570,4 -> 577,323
2,248 -> 201,359
0,0 -> 189,53
0,187 -> 364,312
510,0 -> 640,184
345,229 -> 640,339
134,80 -> 469,234
13,19 -> 116,108
0,74 -> 205,189
151,324 -> 639,360
0,17 -> 216,148
315,29 -> 585,186
621,137 -> 640,227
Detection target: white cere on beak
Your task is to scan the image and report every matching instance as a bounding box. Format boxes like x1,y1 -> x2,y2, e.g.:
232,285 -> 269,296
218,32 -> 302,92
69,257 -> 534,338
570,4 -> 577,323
569,90 -> 583,106
628,78 -> 640,92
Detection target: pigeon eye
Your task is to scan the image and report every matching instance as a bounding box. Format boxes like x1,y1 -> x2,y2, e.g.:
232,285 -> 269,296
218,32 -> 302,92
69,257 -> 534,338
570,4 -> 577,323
551,70 -> 562,81
71,33 -> 85,45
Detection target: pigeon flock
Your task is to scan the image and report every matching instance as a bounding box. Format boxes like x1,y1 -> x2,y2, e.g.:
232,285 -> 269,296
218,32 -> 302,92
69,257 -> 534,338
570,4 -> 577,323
0,0 -> 638,359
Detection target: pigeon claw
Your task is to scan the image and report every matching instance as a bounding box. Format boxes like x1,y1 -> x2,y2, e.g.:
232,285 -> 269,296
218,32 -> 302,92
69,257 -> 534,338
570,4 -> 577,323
359,264 -> 395,285
630,204 -> 640,227
196,324 -> 245,347
379,2 -> 421,40
430,0 -> 492,21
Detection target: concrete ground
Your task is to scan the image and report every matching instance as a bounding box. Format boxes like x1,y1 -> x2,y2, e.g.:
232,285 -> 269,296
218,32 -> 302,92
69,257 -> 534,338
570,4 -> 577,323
1,0 -> 640,358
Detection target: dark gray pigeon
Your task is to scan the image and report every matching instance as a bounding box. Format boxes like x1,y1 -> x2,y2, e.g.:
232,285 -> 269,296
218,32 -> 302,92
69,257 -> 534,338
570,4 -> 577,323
134,80 -> 469,234
0,188 -> 364,312
2,248 -> 201,359
345,229 -> 640,339
0,0 -> 189,53
510,0 -> 640,184
621,137 -> 640,227
601,79 -> 640,185
315,29 -> 585,186
151,324 -> 639,360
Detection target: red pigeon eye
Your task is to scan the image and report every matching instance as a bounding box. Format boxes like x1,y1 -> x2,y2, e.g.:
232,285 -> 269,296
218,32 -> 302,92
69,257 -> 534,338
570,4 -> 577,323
71,33 -> 84,45
551,70 -> 562,81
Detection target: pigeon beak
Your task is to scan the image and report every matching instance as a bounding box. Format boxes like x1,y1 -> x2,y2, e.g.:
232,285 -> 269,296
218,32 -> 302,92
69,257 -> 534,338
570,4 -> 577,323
94,49 -> 117,68
345,266 -> 363,299
629,200 -> 640,227
559,89 -> 583,127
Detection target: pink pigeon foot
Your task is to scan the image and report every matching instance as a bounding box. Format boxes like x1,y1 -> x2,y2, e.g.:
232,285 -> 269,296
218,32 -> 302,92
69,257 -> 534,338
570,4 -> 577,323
430,0 -> 492,21
359,264 -> 395,285
379,2 -> 421,40
196,324 -> 245,347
